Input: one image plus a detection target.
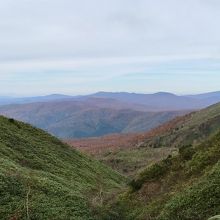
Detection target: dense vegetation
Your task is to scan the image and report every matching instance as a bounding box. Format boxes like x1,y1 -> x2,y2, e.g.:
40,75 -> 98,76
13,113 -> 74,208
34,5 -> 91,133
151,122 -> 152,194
0,116 -> 125,219
102,128 -> 220,219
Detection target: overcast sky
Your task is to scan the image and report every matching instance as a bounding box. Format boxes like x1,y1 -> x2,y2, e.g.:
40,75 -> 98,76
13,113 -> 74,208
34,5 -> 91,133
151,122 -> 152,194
0,0 -> 220,96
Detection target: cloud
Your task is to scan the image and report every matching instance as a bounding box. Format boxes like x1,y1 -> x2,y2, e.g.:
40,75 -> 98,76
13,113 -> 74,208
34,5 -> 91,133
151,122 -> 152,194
0,0 -> 220,60
0,0 -> 219,95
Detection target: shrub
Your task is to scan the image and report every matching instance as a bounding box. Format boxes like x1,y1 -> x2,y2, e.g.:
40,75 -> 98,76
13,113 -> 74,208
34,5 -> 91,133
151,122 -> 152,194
8,118 -> 15,123
179,145 -> 195,161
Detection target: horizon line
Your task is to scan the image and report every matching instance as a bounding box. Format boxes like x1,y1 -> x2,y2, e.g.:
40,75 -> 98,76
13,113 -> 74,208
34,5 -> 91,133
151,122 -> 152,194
1,90 -> 220,98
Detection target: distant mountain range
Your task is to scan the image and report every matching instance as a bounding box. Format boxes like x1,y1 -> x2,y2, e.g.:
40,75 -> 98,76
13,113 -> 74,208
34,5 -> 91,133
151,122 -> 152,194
0,91 -> 220,138
0,94 -> 73,105
0,98 -> 186,138
1,91 -> 220,110
92,91 -> 220,111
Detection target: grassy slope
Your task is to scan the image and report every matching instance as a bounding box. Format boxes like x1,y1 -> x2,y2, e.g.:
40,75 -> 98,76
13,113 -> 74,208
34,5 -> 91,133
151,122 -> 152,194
141,102 -> 220,148
98,147 -> 176,177
104,130 -> 220,220
0,116 -> 125,220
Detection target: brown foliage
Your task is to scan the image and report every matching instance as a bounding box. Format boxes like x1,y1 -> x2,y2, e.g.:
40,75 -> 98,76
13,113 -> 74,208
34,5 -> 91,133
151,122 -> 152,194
65,113 -> 191,156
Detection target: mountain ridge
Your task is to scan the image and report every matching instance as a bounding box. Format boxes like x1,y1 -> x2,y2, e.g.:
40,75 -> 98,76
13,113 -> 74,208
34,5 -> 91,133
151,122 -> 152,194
0,98 -> 187,138
1,91 -> 220,110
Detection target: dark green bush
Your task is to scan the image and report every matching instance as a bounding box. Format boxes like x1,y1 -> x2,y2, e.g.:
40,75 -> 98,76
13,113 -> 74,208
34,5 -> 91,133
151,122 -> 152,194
179,145 -> 195,161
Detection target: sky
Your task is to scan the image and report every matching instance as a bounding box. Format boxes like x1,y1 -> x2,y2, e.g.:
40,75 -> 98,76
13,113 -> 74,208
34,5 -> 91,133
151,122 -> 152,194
0,0 -> 220,96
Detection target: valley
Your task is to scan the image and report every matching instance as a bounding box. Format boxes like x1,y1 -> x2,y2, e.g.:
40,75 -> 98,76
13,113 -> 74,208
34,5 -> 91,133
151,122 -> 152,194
1,1 -> 219,219
1,93 -> 220,219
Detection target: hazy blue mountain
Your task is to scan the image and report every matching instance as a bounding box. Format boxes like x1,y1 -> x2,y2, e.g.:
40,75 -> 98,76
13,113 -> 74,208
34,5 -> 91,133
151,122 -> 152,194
1,91 -> 220,138
0,96 -> 15,105
90,91 -> 220,110
1,91 -> 220,110
0,94 -> 73,106
187,91 -> 220,99
186,91 -> 220,106
0,98 -> 186,138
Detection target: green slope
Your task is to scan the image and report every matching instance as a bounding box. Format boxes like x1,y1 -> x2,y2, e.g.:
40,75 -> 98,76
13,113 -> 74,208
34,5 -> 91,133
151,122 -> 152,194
0,116 -> 125,220
141,102 -> 220,149
105,130 -> 220,220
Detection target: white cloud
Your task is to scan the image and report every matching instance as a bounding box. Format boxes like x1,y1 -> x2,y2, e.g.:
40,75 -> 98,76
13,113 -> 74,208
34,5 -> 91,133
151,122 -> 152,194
0,0 -> 220,60
0,0 -> 219,95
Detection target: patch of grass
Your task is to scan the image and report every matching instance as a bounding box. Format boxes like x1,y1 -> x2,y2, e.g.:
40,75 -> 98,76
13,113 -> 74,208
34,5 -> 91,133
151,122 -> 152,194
99,147 -> 175,177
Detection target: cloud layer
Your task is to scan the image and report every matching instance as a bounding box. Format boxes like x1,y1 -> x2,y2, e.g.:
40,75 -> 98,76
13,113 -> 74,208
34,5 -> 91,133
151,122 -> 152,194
0,0 -> 219,95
